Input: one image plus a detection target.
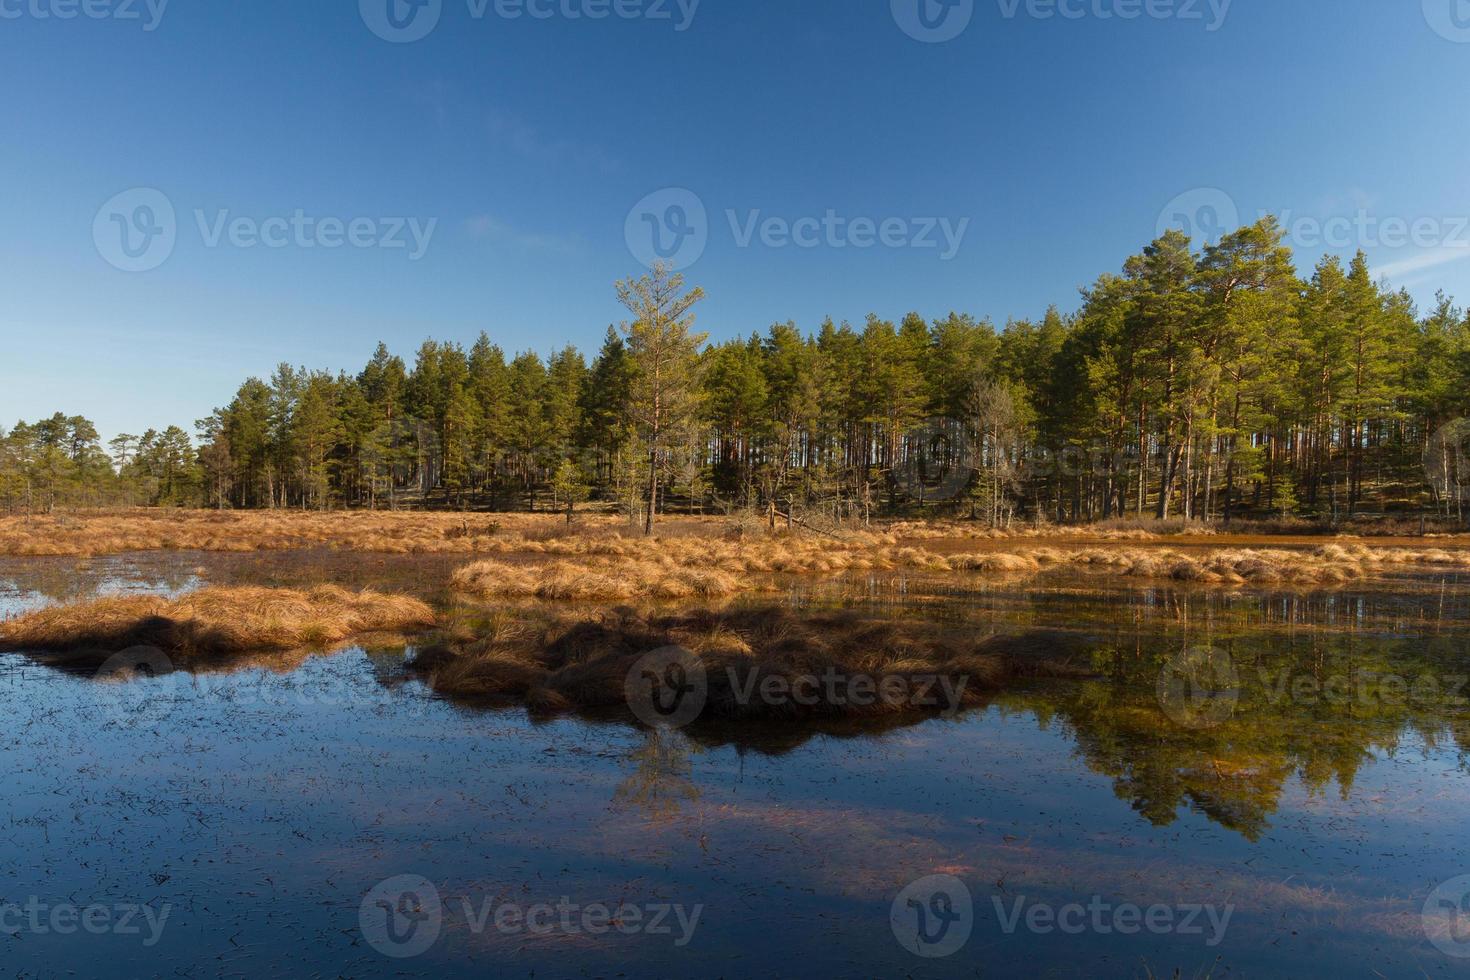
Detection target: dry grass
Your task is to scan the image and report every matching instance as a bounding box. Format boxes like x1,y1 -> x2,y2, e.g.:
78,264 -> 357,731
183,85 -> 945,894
6,510 -> 1467,595
450,557 -> 745,601
450,531 -> 1470,604
0,509 -> 635,557
411,606 -> 1092,720
0,585 -> 436,658
1056,543 -> 1470,584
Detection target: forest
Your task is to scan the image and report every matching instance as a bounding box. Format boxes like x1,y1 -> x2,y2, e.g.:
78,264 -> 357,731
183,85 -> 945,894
4,218 -> 1469,525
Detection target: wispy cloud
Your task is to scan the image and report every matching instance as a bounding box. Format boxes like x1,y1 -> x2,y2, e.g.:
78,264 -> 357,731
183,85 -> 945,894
464,214 -> 584,254
486,107 -> 619,172
1375,246 -> 1470,282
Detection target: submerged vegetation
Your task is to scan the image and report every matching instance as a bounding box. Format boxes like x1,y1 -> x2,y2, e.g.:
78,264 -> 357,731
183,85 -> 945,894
410,605 -> 1091,719
0,585 -> 435,659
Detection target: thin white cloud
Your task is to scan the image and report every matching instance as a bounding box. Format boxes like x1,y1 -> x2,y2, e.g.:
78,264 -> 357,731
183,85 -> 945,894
1375,246 -> 1470,282
486,108 -> 619,173
464,214 -> 584,254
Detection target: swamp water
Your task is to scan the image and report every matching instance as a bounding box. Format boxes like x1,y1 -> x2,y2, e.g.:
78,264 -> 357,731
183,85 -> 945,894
3,553 -> 1470,977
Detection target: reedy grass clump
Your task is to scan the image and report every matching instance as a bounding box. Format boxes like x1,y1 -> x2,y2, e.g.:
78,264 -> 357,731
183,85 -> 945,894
450,557 -> 746,601
410,605 -> 1092,719
0,585 -> 436,659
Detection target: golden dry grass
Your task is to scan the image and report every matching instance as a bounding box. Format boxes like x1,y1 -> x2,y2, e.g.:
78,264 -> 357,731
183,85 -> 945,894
411,606 -> 1092,719
450,557 -> 745,601
0,509 -> 639,557
0,585 -> 436,657
1055,543 -> 1470,584
6,510 -> 1467,594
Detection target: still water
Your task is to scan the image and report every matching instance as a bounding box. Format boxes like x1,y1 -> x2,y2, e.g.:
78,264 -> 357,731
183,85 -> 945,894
3,553 -> 1470,977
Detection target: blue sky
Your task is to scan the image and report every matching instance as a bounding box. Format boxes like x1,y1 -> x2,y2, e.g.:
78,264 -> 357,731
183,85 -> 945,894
4,0 -> 1470,442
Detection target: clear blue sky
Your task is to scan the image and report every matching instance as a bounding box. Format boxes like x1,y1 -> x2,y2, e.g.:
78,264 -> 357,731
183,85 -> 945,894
4,0 -> 1469,442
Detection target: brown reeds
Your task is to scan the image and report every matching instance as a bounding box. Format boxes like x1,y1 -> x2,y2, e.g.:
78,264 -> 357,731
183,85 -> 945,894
0,585 -> 436,658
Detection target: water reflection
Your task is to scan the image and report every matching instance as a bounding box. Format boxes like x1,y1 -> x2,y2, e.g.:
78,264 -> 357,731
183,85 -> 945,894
21,617 -> 1469,845
5,552 -> 1470,975
615,729 -> 702,820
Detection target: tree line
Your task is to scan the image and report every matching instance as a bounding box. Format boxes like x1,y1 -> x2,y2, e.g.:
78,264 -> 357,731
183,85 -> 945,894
4,219 -> 1469,526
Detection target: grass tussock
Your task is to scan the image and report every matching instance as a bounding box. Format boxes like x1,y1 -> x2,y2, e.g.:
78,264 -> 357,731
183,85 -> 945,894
450,557 -> 746,601
411,606 -> 1091,720
448,531 -> 1470,604
1061,543 -> 1470,584
0,509 -> 638,558
0,585 -> 436,657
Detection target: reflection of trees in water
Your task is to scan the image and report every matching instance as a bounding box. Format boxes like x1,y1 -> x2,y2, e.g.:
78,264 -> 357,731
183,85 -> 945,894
18,564 -> 1470,842
1010,632 -> 1470,841
786,575 -> 1470,639
614,728 -> 702,820
0,554 -> 202,606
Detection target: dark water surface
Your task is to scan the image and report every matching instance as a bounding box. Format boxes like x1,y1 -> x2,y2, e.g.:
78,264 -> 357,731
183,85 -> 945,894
3,553 -> 1470,977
